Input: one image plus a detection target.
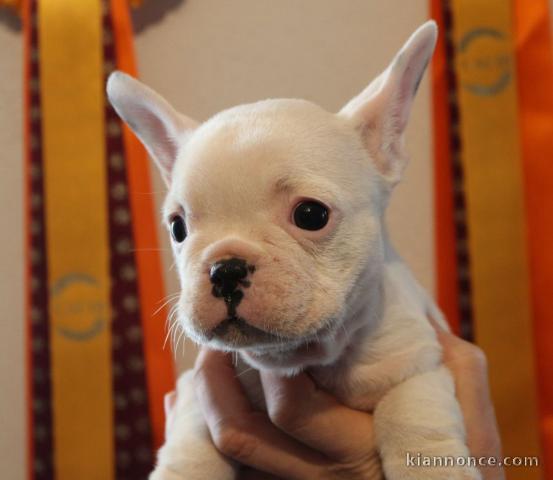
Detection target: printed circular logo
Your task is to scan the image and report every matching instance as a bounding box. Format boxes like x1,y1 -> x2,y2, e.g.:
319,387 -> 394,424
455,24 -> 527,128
51,273 -> 107,341
457,28 -> 512,96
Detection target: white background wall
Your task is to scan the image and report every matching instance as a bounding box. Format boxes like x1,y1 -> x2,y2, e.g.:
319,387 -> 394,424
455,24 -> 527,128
0,11 -> 25,478
0,1 -> 433,477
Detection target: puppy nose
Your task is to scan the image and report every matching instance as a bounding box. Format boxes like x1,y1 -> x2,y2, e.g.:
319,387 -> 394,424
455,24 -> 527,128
210,258 -> 249,297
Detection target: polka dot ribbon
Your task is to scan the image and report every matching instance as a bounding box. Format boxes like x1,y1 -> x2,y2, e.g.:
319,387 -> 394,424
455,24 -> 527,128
431,0 -> 548,476
24,0 -> 174,478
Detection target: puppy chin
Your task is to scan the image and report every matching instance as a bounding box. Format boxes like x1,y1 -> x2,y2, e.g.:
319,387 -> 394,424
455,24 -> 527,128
239,319 -> 353,375
178,305 -> 356,373
179,311 -> 286,351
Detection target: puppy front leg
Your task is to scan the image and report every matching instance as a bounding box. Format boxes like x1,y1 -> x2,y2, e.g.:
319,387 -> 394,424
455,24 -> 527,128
150,370 -> 237,480
374,366 -> 481,480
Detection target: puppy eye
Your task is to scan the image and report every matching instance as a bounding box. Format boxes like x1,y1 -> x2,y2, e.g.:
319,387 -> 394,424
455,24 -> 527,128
293,201 -> 329,231
170,215 -> 187,243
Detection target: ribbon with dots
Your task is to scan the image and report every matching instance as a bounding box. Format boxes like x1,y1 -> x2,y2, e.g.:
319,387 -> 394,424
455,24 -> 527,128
23,0 -> 174,478
430,0 -> 551,477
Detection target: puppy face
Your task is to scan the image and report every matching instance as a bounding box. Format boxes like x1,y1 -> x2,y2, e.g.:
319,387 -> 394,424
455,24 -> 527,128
108,22 -> 437,369
164,100 -> 382,351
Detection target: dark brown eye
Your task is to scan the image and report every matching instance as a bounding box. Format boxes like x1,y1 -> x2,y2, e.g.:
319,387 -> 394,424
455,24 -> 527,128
293,201 -> 329,231
170,215 -> 187,242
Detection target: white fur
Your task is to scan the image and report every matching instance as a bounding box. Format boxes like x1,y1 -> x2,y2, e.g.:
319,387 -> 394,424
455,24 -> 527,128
108,21 -> 480,480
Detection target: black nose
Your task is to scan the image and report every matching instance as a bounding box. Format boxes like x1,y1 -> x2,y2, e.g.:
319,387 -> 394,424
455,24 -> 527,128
210,258 -> 249,297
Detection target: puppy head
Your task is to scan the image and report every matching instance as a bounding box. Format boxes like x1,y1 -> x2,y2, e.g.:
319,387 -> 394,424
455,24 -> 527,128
108,22 -> 437,371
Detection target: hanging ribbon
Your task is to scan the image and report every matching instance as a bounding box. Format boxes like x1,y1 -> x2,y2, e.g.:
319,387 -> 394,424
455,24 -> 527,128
39,1 -> 114,477
514,1 -> 553,477
24,0 -> 174,478
109,0 -> 176,452
438,0 -> 542,476
431,0 -> 469,338
24,0 -> 54,476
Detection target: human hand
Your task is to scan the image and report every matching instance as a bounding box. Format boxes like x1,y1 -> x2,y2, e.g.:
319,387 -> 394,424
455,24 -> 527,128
429,318 -> 504,480
193,348 -> 382,480
189,321 -> 504,480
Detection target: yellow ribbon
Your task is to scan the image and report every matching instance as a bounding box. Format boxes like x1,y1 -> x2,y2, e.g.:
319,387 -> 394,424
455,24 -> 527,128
39,0 -> 114,477
450,1 -> 541,476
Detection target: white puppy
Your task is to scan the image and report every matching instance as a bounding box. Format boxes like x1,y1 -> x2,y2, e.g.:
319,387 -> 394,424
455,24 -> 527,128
108,21 -> 480,480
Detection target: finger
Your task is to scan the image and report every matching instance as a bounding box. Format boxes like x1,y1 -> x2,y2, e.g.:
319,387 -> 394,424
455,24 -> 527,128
426,314 -> 493,408
445,347 -> 501,460
426,318 -> 502,460
427,313 -> 445,332
259,370 -> 375,462
194,349 -> 329,480
427,313 -> 461,349
427,314 -> 480,366
426,311 -> 450,332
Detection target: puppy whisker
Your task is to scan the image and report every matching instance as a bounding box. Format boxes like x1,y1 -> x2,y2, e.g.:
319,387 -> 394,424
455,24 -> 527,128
163,304 -> 181,351
163,315 -> 179,351
154,292 -> 180,316
173,327 -> 186,358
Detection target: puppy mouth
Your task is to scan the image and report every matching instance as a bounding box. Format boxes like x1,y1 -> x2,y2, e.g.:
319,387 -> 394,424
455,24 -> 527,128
205,314 -> 337,352
207,315 -> 283,348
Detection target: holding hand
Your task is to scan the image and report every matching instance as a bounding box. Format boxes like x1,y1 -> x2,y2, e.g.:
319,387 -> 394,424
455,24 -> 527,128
173,319 -> 504,480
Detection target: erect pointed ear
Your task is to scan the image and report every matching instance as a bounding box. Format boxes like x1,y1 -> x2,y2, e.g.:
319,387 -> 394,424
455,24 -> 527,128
339,21 -> 437,184
107,71 -> 198,185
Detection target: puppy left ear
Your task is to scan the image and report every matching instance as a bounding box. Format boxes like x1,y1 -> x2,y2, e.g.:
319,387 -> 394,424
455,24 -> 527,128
339,21 -> 437,184
107,71 -> 198,185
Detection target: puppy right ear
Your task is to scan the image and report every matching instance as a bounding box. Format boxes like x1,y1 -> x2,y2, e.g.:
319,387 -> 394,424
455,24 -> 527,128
338,21 -> 437,185
107,71 -> 197,185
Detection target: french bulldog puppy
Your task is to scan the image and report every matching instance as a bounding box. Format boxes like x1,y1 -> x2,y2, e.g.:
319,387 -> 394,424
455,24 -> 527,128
108,21 -> 481,480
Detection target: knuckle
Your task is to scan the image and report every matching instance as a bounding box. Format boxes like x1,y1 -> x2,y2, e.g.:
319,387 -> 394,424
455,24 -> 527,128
213,423 -> 257,461
268,402 -> 306,433
452,343 -> 488,373
265,383 -> 315,433
465,344 -> 488,371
